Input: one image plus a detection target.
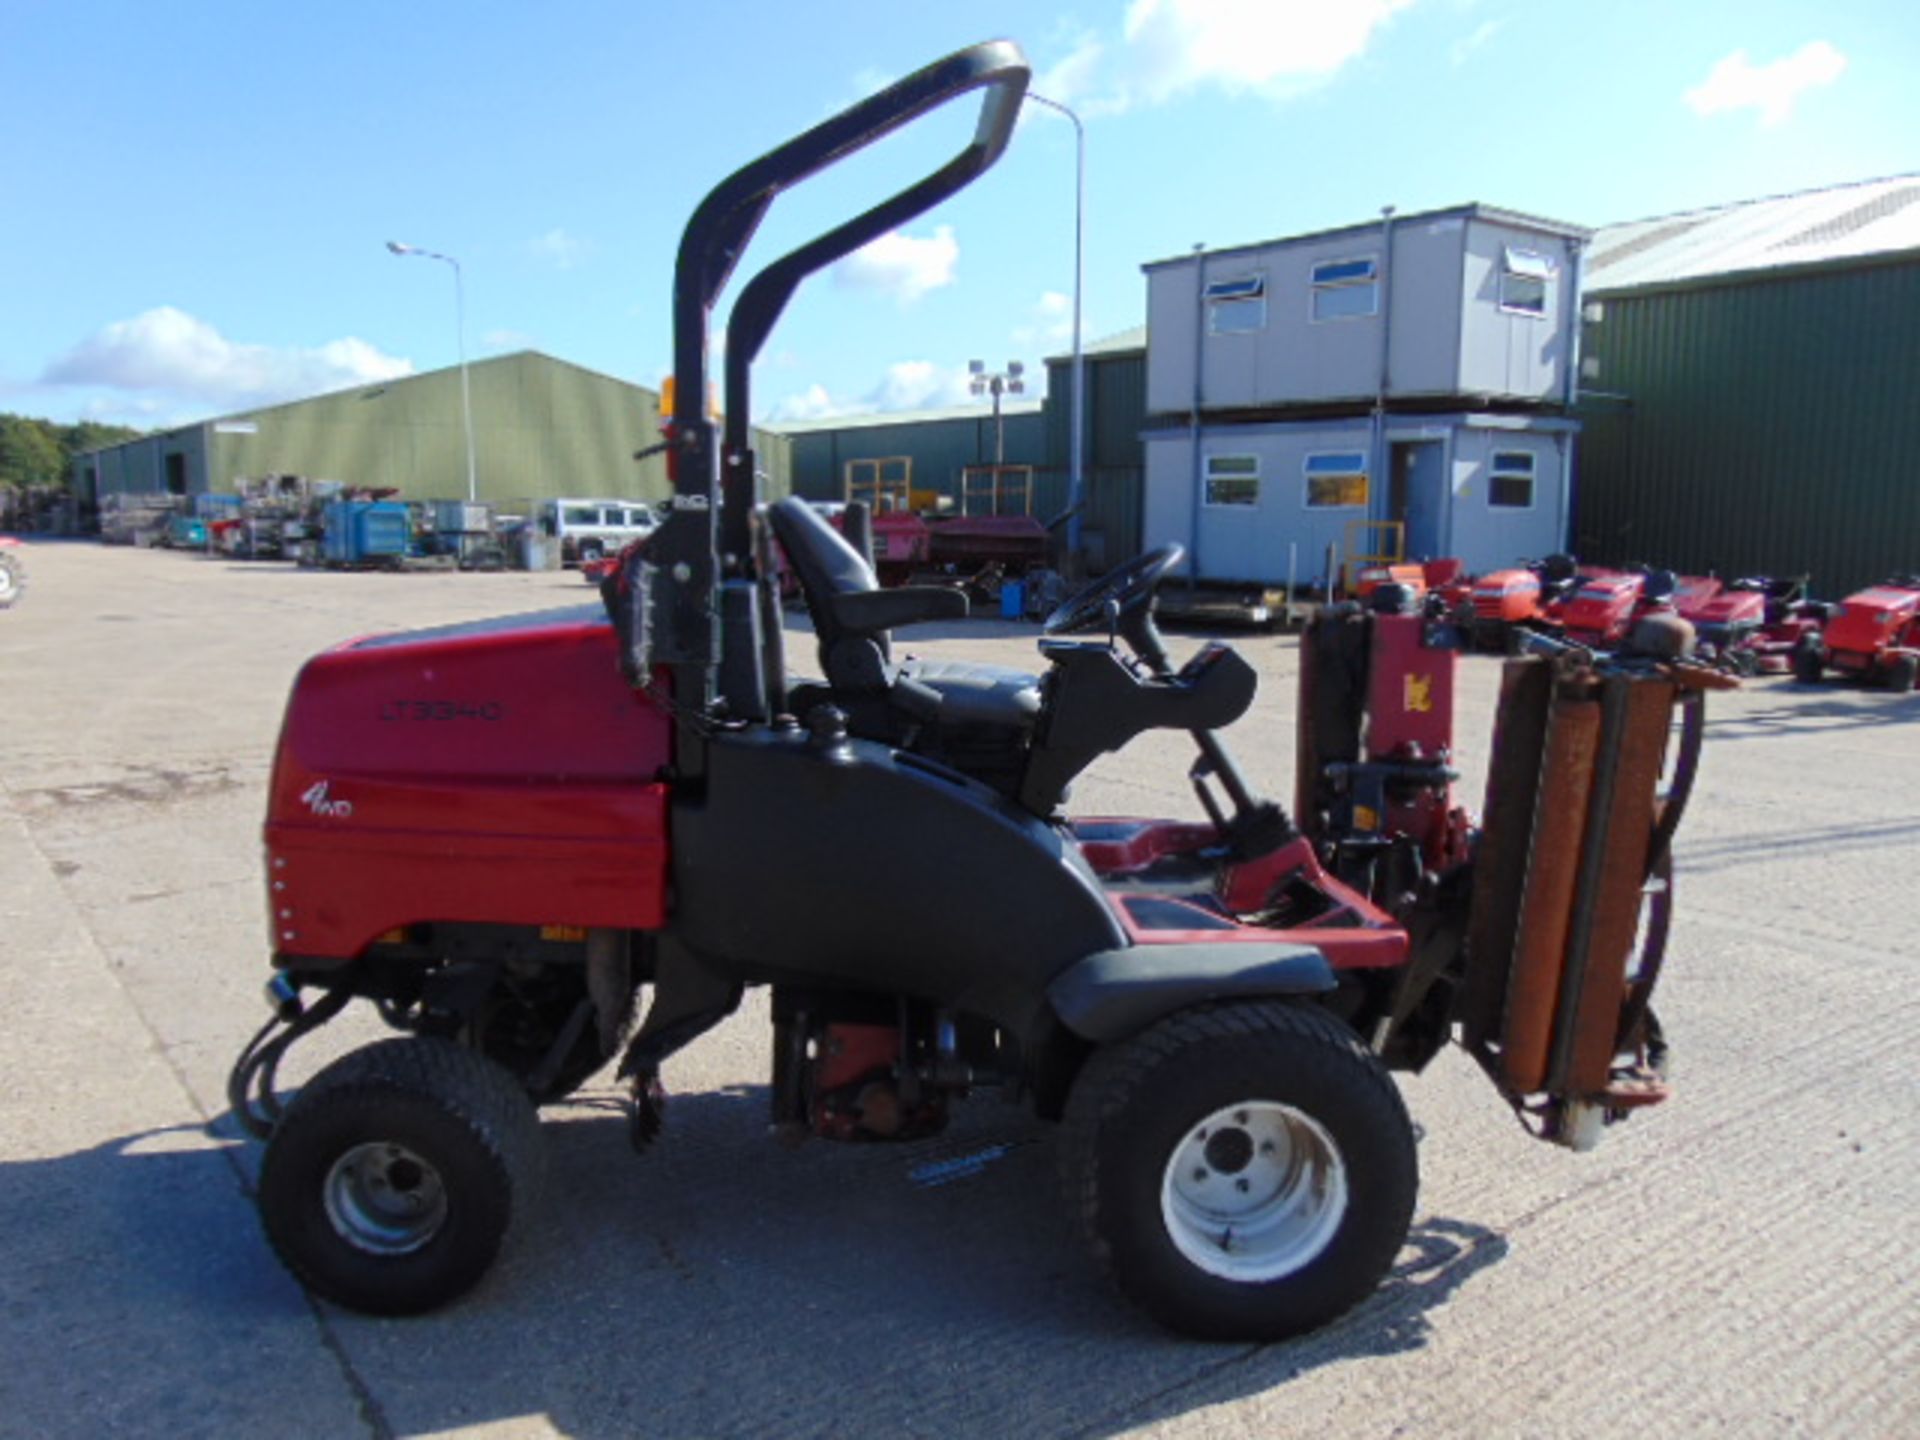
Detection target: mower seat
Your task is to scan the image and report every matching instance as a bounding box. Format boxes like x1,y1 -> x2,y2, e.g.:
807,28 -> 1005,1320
768,496 -> 1042,734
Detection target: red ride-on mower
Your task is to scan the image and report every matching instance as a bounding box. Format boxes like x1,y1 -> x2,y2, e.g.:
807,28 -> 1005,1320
1793,575 -> 1920,690
1685,575 -> 1827,676
1559,567 -> 1680,650
1460,553 -> 1584,651
228,43 -> 1728,1340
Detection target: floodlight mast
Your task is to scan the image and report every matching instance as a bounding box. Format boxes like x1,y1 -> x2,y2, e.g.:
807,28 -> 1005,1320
969,359 -> 1024,468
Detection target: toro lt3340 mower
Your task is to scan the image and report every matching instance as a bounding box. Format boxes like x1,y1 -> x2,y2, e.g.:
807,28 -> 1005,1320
229,41 -> 1728,1341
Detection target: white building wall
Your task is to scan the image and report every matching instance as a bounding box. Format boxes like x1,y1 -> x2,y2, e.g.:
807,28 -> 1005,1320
1146,210 -> 1582,416
1146,420 -> 1384,587
1145,416 -> 1571,584
1443,423 -> 1570,574
1457,219 -> 1580,401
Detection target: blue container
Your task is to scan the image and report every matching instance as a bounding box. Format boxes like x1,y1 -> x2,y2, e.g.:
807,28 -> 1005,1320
168,515 -> 209,549
1000,579 -> 1026,620
323,501 -> 411,564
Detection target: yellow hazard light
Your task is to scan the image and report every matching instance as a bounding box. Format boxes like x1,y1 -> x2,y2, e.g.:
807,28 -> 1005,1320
376,928 -> 407,945
540,924 -> 589,943
659,377 -> 721,420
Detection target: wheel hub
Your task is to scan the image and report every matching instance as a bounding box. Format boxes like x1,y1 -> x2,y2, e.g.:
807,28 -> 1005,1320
1161,1101 -> 1348,1283
324,1142 -> 449,1255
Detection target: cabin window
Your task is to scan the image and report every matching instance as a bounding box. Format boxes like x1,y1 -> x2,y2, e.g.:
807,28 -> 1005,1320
1305,452 -> 1369,508
1204,453 -> 1260,506
1490,451 -> 1536,508
1500,247 -> 1552,316
1310,257 -> 1378,321
1205,275 -> 1266,334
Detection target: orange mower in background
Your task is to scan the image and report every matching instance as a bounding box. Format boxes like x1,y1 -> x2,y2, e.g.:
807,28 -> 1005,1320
1457,554 -> 1591,651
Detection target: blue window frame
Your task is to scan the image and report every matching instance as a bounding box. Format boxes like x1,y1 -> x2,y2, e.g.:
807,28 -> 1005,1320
1310,257 -> 1378,321
1205,275 -> 1266,334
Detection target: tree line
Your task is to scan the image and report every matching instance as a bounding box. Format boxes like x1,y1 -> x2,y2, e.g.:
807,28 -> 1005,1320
1,411 -> 144,492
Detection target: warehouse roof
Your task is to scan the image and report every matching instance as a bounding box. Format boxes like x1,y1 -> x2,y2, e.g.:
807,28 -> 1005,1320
71,350 -> 660,454
1046,325 -> 1146,364
1585,173 -> 1920,294
767,397 -> 1043,435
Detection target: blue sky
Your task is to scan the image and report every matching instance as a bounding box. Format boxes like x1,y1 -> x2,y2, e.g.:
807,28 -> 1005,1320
3,1 -> 1912,432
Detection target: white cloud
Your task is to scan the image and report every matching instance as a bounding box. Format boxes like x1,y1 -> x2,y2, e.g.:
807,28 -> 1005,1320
1012,290 -> 1074,349
765,359 -> 976,424
530,227 -> 589,269
1684,41 -> 1847,127
41,307 -> 413,410
832,226 -> 959,305
1048,0 -> 1415,114
1450,18 -> 1503,66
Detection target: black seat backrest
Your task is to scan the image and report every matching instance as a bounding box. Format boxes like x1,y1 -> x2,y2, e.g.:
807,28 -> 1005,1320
768,496 -> 891,688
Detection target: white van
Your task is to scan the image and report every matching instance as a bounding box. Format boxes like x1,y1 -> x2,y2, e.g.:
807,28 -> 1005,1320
534,497 -> 661,564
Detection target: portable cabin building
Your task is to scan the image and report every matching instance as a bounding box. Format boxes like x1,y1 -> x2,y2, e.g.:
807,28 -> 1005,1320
1140,204 -> 1590,584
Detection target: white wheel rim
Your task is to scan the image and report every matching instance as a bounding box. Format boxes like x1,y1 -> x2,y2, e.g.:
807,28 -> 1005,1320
324,1142 -> 449,1255
1160,1100 -> 1348,1283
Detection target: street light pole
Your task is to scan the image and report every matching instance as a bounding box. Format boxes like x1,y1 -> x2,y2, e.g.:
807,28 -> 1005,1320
387,240 -> 478,504
1026,92 -> 1085,577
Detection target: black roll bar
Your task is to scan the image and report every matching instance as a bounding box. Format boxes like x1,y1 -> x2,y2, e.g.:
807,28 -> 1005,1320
647,39 -> 1028,722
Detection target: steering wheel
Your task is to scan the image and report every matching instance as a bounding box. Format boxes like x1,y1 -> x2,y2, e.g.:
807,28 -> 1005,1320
1043,544 -> 1185,637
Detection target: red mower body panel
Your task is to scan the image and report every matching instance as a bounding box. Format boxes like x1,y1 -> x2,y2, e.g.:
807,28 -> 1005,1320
1469,568 -> 1544,625
263,608 -> 673,963
1823,586 -> 1920,668
1561,573 -> 1645,648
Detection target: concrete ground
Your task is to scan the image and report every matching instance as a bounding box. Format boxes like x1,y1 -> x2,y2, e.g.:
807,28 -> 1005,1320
1,540 -> 1915,1439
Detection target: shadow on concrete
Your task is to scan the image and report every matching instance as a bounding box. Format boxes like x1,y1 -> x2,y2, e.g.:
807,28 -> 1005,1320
1677,815 -> 1920,876
1704,689 -> 1920,743
4,1087 -> 1509,1438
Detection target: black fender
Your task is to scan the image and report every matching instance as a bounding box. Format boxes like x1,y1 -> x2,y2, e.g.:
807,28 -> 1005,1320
1046,943 -> 1335,1045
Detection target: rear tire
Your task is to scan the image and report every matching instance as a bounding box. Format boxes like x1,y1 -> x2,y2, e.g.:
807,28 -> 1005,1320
1792,637 -> 1825,685
258,1037 -> 545,1315
1886,655 -> 1918,692
1062,1002 -> 1416,1341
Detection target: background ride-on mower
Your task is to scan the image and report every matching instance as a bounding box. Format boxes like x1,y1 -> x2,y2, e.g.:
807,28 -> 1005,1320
1792,576 -> 1920,691
229,41 -> 1728,1342
1460,553 -> 1583,651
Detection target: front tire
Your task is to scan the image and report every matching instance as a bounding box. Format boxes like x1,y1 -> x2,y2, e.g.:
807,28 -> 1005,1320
1886,654 -> 1918,692
258,1038 -> 545,1315
1792,636 -> 1825,684
1063,1002 -> 1416,1341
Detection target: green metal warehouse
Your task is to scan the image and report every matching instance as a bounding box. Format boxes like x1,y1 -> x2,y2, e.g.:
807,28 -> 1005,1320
71,350 -> 791,523
773,325 -> 1150,573
1574,176 -> 1920,594
778,398 -> 1046,505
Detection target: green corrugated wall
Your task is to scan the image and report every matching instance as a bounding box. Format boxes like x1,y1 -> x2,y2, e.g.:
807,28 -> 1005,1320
80,352 -> 789,513
1574,257 -> 1920,595
1045,348 -> 1147,568
788,411 -> 1047,502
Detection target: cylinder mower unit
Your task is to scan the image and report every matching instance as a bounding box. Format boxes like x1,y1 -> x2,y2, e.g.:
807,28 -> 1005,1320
226,39 -> 1734,1344
1296,588 -> 1724,1147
